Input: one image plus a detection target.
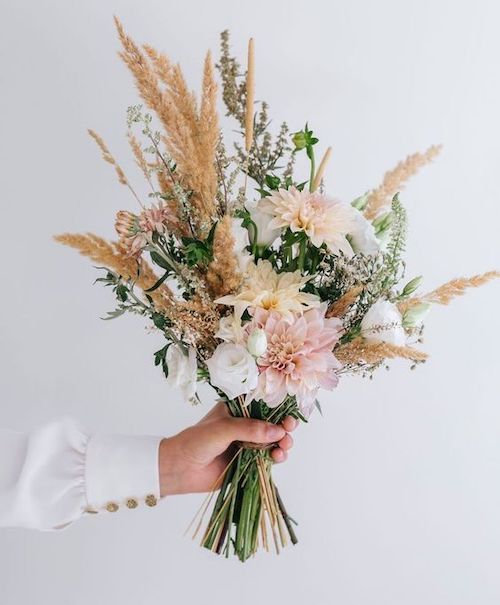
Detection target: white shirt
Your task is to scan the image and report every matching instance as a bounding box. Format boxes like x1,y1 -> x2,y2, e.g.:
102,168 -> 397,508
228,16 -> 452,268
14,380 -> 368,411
0,417 -> 162,530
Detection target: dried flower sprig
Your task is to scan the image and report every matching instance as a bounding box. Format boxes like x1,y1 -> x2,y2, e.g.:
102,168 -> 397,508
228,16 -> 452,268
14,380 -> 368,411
364,144 -> 442,220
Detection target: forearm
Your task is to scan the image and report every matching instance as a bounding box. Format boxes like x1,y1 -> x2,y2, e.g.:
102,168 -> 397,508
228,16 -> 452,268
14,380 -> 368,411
0,418 -> 162,530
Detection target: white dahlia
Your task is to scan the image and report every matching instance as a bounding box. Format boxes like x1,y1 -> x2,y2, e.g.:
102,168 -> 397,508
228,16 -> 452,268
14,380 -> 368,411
216,259 -> 320,320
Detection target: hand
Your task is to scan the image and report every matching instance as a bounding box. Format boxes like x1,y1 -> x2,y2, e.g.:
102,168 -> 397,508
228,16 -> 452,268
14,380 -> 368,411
158,401 -> 297,496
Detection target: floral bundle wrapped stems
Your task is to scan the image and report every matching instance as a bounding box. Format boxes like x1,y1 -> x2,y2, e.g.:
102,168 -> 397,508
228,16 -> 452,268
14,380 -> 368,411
56,18 -> 499,562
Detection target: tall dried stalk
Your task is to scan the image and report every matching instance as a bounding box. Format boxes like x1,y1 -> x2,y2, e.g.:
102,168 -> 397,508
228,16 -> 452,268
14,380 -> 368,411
364,145 -> 442,220
113,17 -> 219,236
245,38 -> 255,152
88,129 -> 142,206
312,146 -> 332,192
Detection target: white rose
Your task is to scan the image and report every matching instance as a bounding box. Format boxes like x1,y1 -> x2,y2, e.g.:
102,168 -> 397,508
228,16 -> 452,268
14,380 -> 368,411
361,300 -> 406,346
230,217 -> 252,273
215,313 -> 246,344
349,208 -> 380,256
206,343 -> 259,400
166,345 -> 198,403
246,202 -> 281,247
246,328 -> 268,357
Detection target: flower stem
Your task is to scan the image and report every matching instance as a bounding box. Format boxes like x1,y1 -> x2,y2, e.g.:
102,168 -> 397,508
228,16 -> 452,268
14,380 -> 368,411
308,146 -> 316,192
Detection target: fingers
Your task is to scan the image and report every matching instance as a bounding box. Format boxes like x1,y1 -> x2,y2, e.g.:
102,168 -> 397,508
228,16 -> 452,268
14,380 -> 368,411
271,447 -> 287,463
272,432 -> 293,464
281,416 -> 298,433
221,416 -> 286,445
277,432 -> 294,451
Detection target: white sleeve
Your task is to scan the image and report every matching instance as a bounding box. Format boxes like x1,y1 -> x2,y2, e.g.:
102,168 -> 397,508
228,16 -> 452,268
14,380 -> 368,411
0,417 -> 162,530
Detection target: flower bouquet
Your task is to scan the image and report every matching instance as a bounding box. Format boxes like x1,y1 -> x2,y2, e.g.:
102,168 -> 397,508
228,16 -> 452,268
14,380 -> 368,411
56,19 -> 498,562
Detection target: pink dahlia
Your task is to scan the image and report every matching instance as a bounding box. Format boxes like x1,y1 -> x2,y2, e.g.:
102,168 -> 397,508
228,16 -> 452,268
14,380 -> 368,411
247,305 -> 343,416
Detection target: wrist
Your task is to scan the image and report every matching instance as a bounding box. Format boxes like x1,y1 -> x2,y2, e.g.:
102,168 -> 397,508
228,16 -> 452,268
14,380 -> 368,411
158,436 -> 184,497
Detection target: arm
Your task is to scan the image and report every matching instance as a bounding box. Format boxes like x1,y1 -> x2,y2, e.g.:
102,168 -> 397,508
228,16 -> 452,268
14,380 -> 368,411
0,404 -> 295,530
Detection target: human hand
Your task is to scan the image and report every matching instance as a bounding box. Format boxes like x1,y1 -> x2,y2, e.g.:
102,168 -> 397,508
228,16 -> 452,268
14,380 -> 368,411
158,401 -> 297,496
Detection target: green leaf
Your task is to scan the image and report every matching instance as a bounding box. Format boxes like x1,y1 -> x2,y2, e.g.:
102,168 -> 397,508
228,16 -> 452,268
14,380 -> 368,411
115,284 -> 128,302
314,399 -> 323,416
101,309 -> 126,321
152,312 -> 167,329
150,250 -> 170,270
144,270 -> 170,292
265,174 -> 281,190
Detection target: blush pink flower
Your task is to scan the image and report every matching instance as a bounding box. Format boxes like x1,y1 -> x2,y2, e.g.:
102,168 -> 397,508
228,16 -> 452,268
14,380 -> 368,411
247,305 -> 343,416
258,187 -> 357,255
115,202 -> 171,257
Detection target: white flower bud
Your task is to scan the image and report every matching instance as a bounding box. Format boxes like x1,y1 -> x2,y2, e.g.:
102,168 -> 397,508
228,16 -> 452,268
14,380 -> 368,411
402,303 -> 431,328
246,328 -> 268,357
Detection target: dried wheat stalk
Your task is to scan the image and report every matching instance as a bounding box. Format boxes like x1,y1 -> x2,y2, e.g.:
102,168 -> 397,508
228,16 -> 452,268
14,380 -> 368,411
335,338 -> 428,365
206,215 -> 242,298
114,17 -> 219,235
399,271 -> 500,313
364,145 -> 442,220
326,286 -> 363,318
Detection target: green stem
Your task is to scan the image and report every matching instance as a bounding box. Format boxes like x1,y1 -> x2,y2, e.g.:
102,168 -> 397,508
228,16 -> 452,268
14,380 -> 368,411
298,236 -> 307,273
308,145 -> 316,191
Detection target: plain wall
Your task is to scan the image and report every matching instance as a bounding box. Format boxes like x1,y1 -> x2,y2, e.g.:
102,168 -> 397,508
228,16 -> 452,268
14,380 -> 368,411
1,0 -> 499,603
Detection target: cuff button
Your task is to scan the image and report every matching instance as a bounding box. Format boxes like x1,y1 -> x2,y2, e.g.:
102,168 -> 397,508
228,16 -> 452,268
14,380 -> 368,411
126,498 -> 139,509
145,494 -> 158,507
105,502 -> 119,513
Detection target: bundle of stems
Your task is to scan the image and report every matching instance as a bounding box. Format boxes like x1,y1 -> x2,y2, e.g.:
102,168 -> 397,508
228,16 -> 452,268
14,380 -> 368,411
191,396 -> 299,561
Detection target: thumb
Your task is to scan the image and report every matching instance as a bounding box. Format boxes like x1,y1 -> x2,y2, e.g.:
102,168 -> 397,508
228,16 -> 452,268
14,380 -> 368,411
219,416 -> 286,447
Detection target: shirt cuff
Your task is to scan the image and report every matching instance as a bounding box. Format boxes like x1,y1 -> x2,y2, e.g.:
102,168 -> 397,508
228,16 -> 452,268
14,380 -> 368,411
85,433 -> 162,513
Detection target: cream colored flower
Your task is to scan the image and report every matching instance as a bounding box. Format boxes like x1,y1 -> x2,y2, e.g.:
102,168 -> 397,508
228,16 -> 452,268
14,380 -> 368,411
216,259 -> 320,319
258,187 -> 357,255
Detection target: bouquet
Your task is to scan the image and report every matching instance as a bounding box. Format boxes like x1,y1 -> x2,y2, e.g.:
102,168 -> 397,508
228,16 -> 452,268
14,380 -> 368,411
56,19 -> 499,562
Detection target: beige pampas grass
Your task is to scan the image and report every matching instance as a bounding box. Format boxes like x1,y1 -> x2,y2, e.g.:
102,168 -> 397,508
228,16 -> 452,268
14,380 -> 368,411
245,38 -> 255,153
326,286 -> 362,318
127,131 -> 154,190
206,215 -> 242,298
53,233 -> 171,299
88,129 -> 142,206
364,145 -> 442,220
312,146 -> 332,192
114,17 -> 219,236
335,338 -> 428,365
399,271 -> 500,312
54,233 -> 220,349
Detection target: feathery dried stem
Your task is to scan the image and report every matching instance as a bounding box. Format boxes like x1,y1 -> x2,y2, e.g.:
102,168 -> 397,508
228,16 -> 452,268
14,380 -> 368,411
399,271 -> 500,312
127,131 -> 154,191
312,146 -> 332,192
326,286 -> 363,318
114,17 -> 219,236
54,233 -> 220,348
364,145 -> 442,220
245,38 -> 255,152
54,233 -> 174,310
88,129 -> 143,206
206,215 -> 242,298
336,338 -> 428,365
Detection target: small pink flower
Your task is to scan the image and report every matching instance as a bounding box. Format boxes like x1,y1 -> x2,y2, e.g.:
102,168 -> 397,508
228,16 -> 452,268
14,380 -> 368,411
139,202 -> 170,235
247,305 -> 343,416
115,202 -> 171,258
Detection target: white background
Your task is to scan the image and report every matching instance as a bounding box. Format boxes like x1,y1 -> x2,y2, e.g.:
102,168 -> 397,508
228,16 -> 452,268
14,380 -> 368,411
1,0 -> 499,603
